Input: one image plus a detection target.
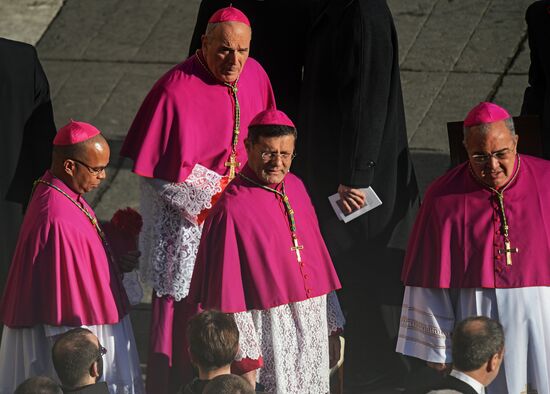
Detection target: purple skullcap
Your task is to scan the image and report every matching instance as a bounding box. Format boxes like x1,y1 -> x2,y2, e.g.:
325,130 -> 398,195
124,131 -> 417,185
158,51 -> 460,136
208,6 -> 250,26
464,102 -> 511,127
249,109 -> 295,128
53,120 -> 101,146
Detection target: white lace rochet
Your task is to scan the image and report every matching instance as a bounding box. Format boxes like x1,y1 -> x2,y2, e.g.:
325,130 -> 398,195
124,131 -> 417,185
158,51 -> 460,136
233,291 -> 345,393
139,164 -> 223,301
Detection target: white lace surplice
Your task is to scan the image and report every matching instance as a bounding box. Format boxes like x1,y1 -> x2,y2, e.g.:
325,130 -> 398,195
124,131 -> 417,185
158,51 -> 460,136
396,286 -> 550,394
139,164 -> 223,301
234,292 -> 345,394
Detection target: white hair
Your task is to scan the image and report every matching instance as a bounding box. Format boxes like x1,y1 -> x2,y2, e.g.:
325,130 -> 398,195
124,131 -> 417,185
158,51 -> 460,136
463,118 -> 515,140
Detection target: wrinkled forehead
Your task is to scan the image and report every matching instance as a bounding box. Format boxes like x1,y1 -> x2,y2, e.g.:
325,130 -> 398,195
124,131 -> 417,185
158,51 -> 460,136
208,21 -> 251,40
465,120 -> 515,149
255,134 -> 296,150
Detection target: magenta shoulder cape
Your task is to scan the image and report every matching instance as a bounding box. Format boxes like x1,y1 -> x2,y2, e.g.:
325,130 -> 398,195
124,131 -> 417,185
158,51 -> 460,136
401,155 -> 550,288
188,167 -> 342,312
120,54 -> 276,182
0,171 -> 129,327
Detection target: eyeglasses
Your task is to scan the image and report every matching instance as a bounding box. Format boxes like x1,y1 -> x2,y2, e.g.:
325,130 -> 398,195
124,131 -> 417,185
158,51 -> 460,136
260,151 -> 296,162
70,158 -> 108,175
97,343 -> 107,361
470,147 -> 515,164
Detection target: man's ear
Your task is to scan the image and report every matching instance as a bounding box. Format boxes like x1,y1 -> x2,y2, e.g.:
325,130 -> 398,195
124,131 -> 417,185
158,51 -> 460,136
90,360 -> 100,378
64,159 -> 76,176
244,138 -> 252,153
487,350 -> 503,372
201,34 -> 208,52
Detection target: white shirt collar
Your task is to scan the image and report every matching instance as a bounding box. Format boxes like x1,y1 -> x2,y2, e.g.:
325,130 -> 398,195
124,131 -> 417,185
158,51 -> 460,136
450,369 -> 485,394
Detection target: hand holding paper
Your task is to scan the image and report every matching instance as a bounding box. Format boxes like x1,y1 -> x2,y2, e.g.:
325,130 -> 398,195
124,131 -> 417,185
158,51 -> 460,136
329,187 -> 382,223
337,184 -> 366,214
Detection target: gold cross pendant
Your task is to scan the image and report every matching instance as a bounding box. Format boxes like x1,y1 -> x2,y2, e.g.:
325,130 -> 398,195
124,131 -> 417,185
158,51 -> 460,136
224,152 -> 240,180
291,237 -> 304,262
498,240 -> 519,266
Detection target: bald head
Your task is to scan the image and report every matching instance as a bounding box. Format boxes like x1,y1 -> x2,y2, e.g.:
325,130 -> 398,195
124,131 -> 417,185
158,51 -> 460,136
51,133 -> 110,194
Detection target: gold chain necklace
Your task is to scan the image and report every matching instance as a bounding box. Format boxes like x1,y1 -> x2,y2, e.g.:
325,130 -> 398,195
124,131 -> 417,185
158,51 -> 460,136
32,178 -> 116,263
469,155 -> 521,265
238,173 -> 304,262
195,51 -> 241,180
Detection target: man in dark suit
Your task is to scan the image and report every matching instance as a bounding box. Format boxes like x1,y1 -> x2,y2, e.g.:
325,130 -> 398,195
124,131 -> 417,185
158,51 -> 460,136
0,37 -> 57,292
297,0 -> 420,388
425,317 -> 504,394
52,328 -> 110,394
521,0 -> 550,159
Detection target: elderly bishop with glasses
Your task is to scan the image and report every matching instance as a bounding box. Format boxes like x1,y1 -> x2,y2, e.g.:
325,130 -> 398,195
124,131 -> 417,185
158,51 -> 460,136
188,110 -> 345,393
397,102 -> 550,393
0,121 -> 143,393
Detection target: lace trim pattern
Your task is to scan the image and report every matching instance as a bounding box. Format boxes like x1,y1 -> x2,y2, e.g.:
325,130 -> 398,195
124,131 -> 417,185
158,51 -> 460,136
233,312 -> 262,361
234,296 -> 331,393
326,291 -> 346,335
139,164 -> 222,300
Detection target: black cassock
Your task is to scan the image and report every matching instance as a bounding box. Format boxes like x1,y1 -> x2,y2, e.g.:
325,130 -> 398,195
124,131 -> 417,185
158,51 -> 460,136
0,38 -> 56,290
296,0 -> 420,386
187,0 -> 310,123
521,0 -> 550,159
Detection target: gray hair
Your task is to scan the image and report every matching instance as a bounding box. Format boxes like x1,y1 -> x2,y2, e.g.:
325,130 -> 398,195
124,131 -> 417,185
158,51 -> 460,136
463,117 -> 515,140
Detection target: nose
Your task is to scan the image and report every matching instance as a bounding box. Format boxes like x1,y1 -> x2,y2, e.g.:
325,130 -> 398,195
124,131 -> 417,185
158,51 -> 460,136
227,51 -> 237,65
487,155 -> 499,169
98,168 -> 107,179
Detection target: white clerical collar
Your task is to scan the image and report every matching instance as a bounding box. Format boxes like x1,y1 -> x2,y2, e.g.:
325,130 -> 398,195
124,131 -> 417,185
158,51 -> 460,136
450,369 -> 485,394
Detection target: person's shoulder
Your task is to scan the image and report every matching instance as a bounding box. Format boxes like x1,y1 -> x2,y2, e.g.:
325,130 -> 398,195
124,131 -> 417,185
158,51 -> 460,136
522,154 -> 550,170
423,162 -> 469,200
425,375 -> 477,394
0,37 -> 36,59
242,56 -> 270,81
526,0 -> 549,21
286,172 -> 309,193
151,56 -> 198,93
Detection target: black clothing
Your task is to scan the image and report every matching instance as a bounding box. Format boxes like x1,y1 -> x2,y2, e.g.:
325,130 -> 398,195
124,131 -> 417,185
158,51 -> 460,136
63,382 -> 110,394
1,38 -> 56,205
188,0 -> 310,122
180,378 -> 209,394
424,375 -> 479,394
521,0 -> 550,159
297,0 -> 419,386
0,38 -> 56,293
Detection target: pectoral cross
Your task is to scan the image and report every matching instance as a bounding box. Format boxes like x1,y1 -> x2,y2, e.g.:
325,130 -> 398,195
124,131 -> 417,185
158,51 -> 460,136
521,384 -> 538,394
224,152 -> 240,180
498,240 -> 519,266
291,237 -> 304,262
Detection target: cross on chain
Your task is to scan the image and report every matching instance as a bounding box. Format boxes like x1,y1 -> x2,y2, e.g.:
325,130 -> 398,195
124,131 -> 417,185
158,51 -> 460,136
291,236 -> 304,262
498,240 -> 519,266
225,152 -> 240,180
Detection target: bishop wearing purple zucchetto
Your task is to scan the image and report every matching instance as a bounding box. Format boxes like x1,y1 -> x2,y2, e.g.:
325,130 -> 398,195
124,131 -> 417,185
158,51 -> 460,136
188,109 -> 345,393
0,121 -> 143,393
397,102 -> 550,393
120,6 -> 275,393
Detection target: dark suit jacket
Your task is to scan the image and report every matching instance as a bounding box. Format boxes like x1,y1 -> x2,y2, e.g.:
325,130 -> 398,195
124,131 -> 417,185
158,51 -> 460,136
63,381 -> 109,394
425,375 -> 479,394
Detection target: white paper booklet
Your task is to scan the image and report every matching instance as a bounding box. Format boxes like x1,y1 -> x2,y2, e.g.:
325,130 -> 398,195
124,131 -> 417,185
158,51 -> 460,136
328,187 -> 382,223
